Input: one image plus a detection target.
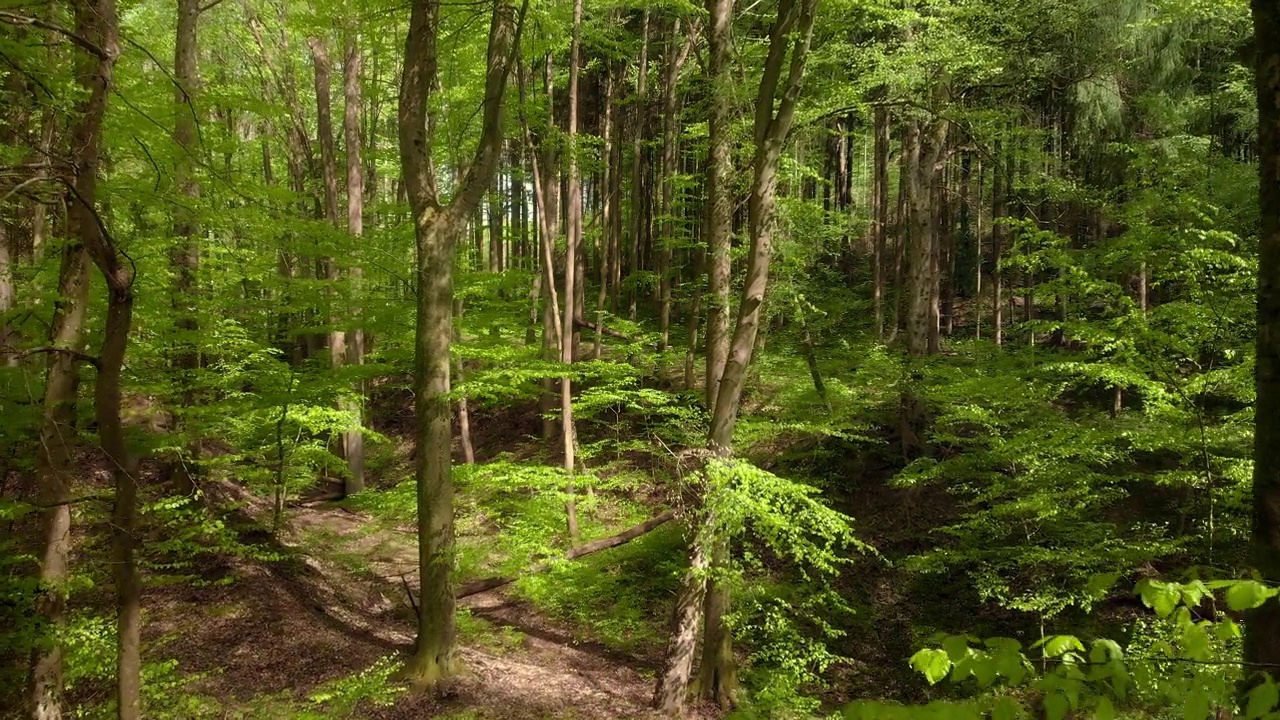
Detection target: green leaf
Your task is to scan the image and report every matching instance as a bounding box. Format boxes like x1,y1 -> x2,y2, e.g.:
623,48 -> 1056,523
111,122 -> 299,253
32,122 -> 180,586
1227,581 -> 1274,612
1087,572 -> 1121,598
1096,696 -> 1116,720
909,648 -> 951,685
1138,580 -> 1180,618
1040,635 -> 1085,658
1045,692 -> 1068,720
995,650 -> 1028,685
942,634 -> 971,662
991,697 -> 1019,720
1184,686 -> 1210,720
1246,680 -> 1280,719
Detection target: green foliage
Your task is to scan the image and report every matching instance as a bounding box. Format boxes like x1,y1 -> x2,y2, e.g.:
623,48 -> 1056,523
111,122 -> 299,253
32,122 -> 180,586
880,578 -> 1272,719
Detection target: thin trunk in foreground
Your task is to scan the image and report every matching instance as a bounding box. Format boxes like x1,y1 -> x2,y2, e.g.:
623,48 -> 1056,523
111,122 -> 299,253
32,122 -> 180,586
1247,0 -> 1280,677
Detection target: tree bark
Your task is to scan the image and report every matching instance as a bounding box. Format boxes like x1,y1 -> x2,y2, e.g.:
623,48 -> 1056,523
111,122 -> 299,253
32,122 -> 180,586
397,0 -> 520,687
904,106 -> 948,358
1248,0 -> 1280,677
873,105 -> 889,340
64,1 -> 135,716
656,24 -> 691,354
29,235 -> 91,720
169,0 -> 201,492
627,10 -> 650,322
704,0 -> 735,410
562,0 -> 583,543
342,34 -> 366,493
992,136 -> 1006,346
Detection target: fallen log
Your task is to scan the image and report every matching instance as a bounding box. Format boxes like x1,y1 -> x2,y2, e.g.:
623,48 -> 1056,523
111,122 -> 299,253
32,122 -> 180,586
453,509 -> 676,600
574,316 -> 639,343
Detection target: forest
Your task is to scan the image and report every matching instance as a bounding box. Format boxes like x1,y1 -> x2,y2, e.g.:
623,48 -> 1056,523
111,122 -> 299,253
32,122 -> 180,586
1,0 -> 1278,717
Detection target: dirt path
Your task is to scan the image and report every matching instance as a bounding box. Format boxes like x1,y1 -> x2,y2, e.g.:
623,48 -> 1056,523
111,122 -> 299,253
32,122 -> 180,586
150,498 -> 665,719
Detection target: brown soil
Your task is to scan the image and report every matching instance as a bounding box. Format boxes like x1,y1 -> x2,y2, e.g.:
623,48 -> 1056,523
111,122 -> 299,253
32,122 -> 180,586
144,494 -> 667,719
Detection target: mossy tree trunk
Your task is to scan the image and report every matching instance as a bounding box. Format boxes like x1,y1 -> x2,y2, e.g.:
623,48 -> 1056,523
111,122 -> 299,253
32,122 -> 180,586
397,0 -> 521,687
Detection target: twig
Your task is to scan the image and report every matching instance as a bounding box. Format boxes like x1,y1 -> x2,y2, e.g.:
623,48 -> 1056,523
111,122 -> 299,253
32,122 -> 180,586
400,574 -> 419,616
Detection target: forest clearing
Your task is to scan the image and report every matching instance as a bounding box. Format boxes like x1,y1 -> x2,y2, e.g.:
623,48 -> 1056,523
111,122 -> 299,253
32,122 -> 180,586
2,0 -> 1279,718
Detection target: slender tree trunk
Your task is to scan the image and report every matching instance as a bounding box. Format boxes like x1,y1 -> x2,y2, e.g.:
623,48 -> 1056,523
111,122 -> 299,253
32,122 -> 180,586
518,59 -> 563,441
704,0 -> 734,410
454,300 -> 475,464
397,0 -> 519,686
1248,0 -> 1280,676
0,217 -> 14,365
595,67 -> 615,361
29,240 -> 91,720
684,246 -> 705,389
342,34 -> 366,492
562,0 -> 584,543
656,25 -> 691,354
63,2 -> 136,716
169,0 -> 202,492
658,1 -> 818,713
992,137 -> 1006,346
873,105 -> 888,340
628,10 -> 650,322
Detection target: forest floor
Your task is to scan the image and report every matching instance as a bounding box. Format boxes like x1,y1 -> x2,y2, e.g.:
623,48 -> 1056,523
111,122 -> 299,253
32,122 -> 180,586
144,485 -> 680,719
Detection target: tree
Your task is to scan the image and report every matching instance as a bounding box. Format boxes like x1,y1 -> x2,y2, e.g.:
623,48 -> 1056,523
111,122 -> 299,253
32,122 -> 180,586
562,0 -> 584,543
655,0 -> 819,712
704,0 -> 734,411
397,0 -> 522,686
1248,0 -> 1280,677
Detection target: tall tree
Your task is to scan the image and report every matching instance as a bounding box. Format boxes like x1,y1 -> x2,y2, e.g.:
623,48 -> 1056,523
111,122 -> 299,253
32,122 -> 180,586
170,0 -> 202,493
1248,0 -> 1280,677
704,0 -> 735,410
341,34 -> 366,492
562,0 -> 584,543
397,0 -> 522,685
656,0 -> 819,712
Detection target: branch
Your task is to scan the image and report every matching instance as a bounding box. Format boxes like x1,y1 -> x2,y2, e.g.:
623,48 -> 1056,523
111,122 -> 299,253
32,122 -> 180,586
0,11 -> 107,59
197,0 -> 227,13
12,345 -> 101,368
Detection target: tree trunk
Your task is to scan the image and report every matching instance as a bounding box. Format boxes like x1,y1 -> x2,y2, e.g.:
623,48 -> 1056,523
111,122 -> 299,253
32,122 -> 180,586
904,109 -> 948,358
64,1 -> 135,716
595,66 -> 615,361
657,0 -> 818,713
169,0 -> 201,492
627,10 -> 650,322
992,137 -> 1006,346
562,0 -> 584,543
873,105 -> 888,339
0,216 -> 14,366
655,514 -> 712,715
704,0 -> 734,410
454,300 -> 475,464
656,24 -> 691,354
397,0 -> 519,686
342,34 -> 366,493
29,242 -> 91,720
1247,0 -> 1280,677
